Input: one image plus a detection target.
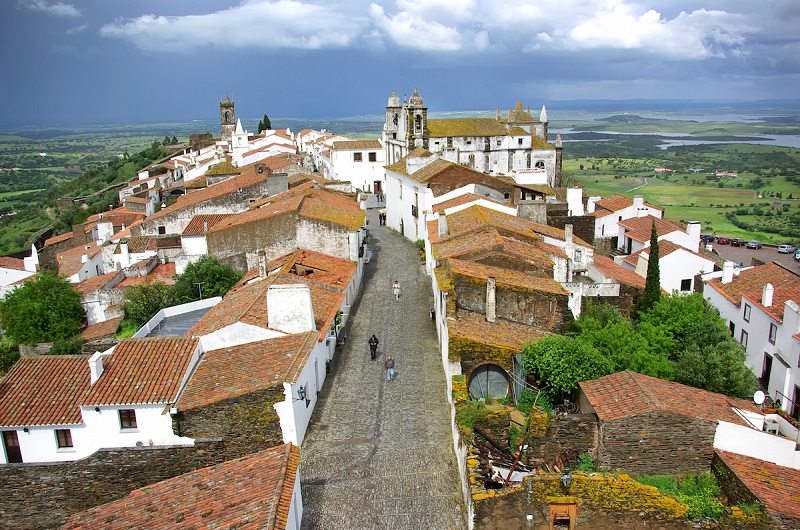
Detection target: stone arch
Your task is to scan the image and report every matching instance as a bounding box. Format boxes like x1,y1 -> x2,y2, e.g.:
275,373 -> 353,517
468,363 -> 510,400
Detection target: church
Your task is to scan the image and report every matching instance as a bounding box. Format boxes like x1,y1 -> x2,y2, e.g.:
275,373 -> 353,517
382,88 -> 563,187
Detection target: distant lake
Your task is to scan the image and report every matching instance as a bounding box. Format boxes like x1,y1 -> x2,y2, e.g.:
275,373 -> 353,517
552,128 -> 800,149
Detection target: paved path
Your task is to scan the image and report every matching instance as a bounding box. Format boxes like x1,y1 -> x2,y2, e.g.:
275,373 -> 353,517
300,210 -> 467,529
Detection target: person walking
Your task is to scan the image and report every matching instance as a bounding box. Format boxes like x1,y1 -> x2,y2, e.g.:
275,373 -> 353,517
368,334 -> 379,360
385,355 -> 395,381
392,280 -> 400,300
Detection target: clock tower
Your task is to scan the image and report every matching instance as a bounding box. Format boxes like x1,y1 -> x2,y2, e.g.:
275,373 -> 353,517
220,94 -> 235,142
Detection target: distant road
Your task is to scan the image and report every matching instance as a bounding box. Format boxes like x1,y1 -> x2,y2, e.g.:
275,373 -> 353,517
626,178 -> 648,192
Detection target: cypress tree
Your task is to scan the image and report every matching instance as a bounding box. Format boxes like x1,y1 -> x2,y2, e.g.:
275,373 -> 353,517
638,220 -> 661,313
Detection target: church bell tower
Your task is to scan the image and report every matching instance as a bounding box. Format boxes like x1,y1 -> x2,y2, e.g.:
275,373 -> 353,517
220,94 -> 235,142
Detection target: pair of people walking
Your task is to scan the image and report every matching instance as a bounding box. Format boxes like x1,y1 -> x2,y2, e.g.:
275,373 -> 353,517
367,335 -> 395,381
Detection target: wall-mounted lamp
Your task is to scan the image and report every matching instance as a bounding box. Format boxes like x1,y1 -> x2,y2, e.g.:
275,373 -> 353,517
297,385 -> 306,402
94,406 -> 101,413
560,467 -> 573,490
23,427 -> 29,433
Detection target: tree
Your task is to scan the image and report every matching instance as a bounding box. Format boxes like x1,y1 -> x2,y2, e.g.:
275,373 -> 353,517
171,256 -> 242,304
163,135 -> 172,145
0,271 -> 84,346
522,335 -> 614,396
122,280 -> 176,326
258,113 -> 272,133
674,342 -> 756,398
637,220 -> 661,313
171,135 -> 178,145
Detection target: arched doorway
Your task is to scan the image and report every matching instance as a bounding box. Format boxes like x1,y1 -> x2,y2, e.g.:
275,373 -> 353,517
468,364 -> 509,400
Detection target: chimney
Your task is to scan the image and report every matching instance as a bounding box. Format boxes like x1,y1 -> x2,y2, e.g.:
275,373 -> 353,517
258,251 -> 268,279
486,277 -> 496,323
120,240 -> 130,268
88,352 -> 104,385
203,221 -> 209,232
762,283 -> 774,307
633,195 -> 644,216
686,221 -> 701,252
81,253 -> 88,264
587,196 -> 600,214
564,224 -> 573,245
437,213 -> 448,238
721,261 -> 734,284
267,284 -> 315,334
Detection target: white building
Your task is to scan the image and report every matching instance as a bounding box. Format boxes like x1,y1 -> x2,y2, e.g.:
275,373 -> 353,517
328,139 -> 385,193
382,88 -> 562,186
0,249 -> 38,296
615,215 -> 701,256
620,239 -> 716,294
586,193 -> 664,239
703,262 -> 800,420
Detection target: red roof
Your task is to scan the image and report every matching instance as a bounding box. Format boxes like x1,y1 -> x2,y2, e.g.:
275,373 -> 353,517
579,370 -> 759,426
181,214 -> 233,236
63,444 -> 301,530
117,263 -> 177,288
0,257 -> 26,271
705,263 -> 800,323
620,240 -> 711,268
618,215 -> 685,243
74,271 -> 124,295
449,310 -> 552,352
81,316 -> 123,342
591,255 -> 646,288
177,333 -> 318,411
44,231 -> 74,246
82,337 -> 199,406
57,243 -> 102,278
0,355 -> 90,427
715,450 -> 800,520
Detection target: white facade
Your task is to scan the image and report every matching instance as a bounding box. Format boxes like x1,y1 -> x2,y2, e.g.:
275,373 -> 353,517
328,141 -> 385,193
617,219 -> 701,255
588,195 -> 664,239
623,246 -> 715,294
704,264 -> 800,417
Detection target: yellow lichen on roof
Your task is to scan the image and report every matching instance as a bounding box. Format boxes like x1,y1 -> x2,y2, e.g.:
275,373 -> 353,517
428,118 -> 509,137
205,161 -> 241,176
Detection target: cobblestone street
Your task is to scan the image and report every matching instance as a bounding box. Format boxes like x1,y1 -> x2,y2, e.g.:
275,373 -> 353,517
300,209 -> 467,529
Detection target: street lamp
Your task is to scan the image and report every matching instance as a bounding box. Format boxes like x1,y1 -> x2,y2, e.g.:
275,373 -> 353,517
561,467 -> 573,490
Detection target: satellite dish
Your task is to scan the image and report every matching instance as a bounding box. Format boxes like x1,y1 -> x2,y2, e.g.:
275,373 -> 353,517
753,390 -> 765,406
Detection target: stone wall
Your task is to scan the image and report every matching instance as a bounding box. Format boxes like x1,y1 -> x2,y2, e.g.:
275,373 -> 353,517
0,439 -> 227,530
548,214 -> 596,246
593,236 -> 618,257
711,452 -> 758,507
526,414 -> 598,469
206,209 -> 298,272
599,411 -> 717,474
176,387 -> 286,460
453,275 -> 569,332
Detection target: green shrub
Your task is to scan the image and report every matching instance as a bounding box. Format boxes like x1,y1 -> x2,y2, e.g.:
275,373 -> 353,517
737,501 -> 762,516
455,399 -> 488,432
576,453 -> 596,472
635,473 -> 723,520
49,336 -> 84,356
517,388 -> 550,415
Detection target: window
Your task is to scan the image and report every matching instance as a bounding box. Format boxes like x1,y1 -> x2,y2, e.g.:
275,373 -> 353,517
446,138 -> 453,148
353,152 -> 362,162
768,323 -> 777,344
368,152 -> 377,162
729,321 -> 735,336
535,160 -> 545,169
55,429 -> 73,449
119,409 -> 137,430
743,303 -> 751,322
158,226 -> 166,235
740,329 -> 748,348
680,278 -> 692,292
518,139 -> 523,146
497,139 -> 502,147
466,140 -> 472,146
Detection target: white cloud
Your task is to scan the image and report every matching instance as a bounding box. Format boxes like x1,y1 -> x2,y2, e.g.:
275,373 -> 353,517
21,0 -> 80,17
65,24 -> 87,35
368,3 -> 462,51
100,0 -> 365,52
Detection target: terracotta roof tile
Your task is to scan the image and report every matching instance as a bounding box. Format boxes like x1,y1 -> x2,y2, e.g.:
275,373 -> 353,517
385,156 -> 453,183
715,450 -> 800,520
622,240 -> 710,268
432,193 -> 510,211
705,263 -> 800,323
63,443 -> 301,530
204,160 -> 240,176
591,255 -> 646,288
146,169 -> 271,222
331,139 -> 382,150
82,337 -> 199,406
618,215 -> 685,243
0,355 -> 90,427
81,316 -> 123,342
595,194 -> 634,212
44,231 -> 74,246
111,236 -> 158,255
449,310 -> 552,352
57,243 -> 102,278
449,258 -> 568,296
74,271 -> 124,295
579,370 -> 760,425
117,263 -> 176,288
0,257 -> 26,271
181,214 -> 233,236
177,333 -> 317,410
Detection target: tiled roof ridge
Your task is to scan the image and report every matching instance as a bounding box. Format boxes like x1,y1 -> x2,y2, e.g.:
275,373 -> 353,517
626,370 -> 664,410
285,331 -> 321,382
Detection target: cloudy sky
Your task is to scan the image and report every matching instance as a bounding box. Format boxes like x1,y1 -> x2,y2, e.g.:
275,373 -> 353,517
2,0 -> 799,125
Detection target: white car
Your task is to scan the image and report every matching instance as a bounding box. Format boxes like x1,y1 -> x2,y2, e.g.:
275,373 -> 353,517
777,244 -> 795,254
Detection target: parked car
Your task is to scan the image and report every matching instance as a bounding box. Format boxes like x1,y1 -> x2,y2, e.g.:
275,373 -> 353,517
716,237 -> 731,245
795,249 -> 800,261
777,244 -> 796,254
700,234 -> 716,243
746,240 -> 763,249
731,238 -> 746,246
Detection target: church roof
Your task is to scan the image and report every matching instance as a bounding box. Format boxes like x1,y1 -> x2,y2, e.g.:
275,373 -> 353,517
505,102 -> 536,124
428,118 -> 509,137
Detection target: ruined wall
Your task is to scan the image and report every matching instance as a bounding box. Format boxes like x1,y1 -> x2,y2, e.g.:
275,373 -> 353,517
206,211 -> 298,273
598,411 -> 717,474
0,440 -> 228,530
526,414 -> 599,470
176,387 -> 286,460
454,275 -> 569,332
548,214 -> 595,246
296,218 -> 354,263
